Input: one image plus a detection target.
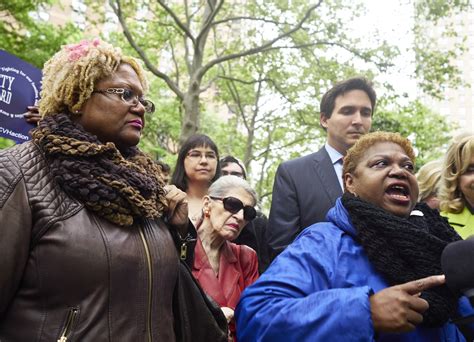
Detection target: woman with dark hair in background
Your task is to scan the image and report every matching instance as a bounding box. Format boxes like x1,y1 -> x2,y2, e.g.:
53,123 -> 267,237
171,134 -> 220,225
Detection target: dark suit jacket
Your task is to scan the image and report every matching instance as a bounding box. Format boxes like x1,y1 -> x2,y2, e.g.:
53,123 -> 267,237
267,146 -> 342,259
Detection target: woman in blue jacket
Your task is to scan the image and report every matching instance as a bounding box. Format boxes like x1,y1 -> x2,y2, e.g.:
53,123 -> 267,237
236,132 -> 472,341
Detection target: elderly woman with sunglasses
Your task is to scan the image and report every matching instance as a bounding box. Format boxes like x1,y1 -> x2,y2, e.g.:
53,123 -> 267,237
220,155 -> 270,273
0,39 -> 227,341
192,175 -> 259,341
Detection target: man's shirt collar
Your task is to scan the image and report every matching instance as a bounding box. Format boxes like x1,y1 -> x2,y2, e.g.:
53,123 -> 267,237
325,142 -> 344,165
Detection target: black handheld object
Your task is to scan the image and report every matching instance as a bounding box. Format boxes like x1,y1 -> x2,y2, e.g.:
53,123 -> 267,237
441,237 -> 474,336
441,237 -> 474,301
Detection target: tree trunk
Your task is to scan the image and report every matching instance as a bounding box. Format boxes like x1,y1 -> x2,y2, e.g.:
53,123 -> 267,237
244,128 -> 254,169
179,80 -> 201,144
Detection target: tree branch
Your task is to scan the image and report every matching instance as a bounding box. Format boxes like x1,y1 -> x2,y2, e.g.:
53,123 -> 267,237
217,75 -> 292,102
206,0 -> 217,12
212,16 -> 281,26
184,0 -> 190,25
198,1 -> 322,78
110,0 -> 184,99
197,0 -> 223,41
254,136 -> 310,159
253,40 -> 394,70
157,0 -> 196,45
256,124 -> 274,197
217,75 -> 263,84
169,39 -> 181,86
183,34 -> 192,74
196,0 -> 224,55
200,76 -> 219,93
226,77 -> 249,130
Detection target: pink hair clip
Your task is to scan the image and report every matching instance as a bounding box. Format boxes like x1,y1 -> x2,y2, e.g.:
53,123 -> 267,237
65,38 -> 101,61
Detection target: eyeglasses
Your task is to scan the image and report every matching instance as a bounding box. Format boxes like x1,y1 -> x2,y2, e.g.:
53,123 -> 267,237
221,170 -> 244,178
186,150 -> 217,161
93,88 -> 155,113
210,196 -> 257,221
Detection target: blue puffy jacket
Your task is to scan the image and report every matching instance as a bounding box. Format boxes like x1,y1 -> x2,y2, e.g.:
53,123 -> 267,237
236,198 -> 472,341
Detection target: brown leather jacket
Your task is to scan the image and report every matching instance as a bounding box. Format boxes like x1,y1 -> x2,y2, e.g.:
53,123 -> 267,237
0,141 -> 179,341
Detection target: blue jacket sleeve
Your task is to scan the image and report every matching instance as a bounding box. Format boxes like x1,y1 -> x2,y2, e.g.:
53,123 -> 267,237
235,229 -> 375,342
457,296 -> 474,335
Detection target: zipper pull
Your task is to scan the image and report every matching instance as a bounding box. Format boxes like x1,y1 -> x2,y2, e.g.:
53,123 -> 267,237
184,234 -> 196,244
180,243 -> 187,260
57,308 -> 78,342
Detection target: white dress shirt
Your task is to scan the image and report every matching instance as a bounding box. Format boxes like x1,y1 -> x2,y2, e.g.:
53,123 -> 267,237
324,142 -> 344,191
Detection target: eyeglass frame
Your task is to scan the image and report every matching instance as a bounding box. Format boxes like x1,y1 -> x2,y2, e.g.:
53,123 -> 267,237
92,87 -> 155,113
186,150 -> 218,161
209,196 -> 257,221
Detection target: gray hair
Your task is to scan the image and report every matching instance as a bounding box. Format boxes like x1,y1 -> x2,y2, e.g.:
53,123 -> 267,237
208,175 -> 257,205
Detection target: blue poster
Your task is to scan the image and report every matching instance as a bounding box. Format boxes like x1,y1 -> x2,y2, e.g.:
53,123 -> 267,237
0,50 -> 42,143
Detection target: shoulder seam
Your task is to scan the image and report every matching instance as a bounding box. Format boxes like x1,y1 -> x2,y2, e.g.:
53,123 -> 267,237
0,152 -> 23,208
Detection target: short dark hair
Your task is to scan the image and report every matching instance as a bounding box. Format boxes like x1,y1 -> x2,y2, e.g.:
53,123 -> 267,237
171,134 -> 221,191
320,77 -> 377,119
156,159 -> 171,183
220,155 -> 247,179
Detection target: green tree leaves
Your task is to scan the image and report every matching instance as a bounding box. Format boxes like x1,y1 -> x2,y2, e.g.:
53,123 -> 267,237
0,0 -> 470,212
0,0 -> 81,68
373,100 -> 456,169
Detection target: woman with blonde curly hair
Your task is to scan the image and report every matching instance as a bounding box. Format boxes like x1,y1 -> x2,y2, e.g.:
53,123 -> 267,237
439,133 -> 474,239
417,159 -> 443,210
236,132 -> 471,341
0,39 -> 226,341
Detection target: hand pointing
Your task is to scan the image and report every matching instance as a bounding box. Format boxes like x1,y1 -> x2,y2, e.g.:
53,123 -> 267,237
370,275 -> 445,333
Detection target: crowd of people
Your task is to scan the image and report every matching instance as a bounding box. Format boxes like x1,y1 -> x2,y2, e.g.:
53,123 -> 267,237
1,38 -> 473,341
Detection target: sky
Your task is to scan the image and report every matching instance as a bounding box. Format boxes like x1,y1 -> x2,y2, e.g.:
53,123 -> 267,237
352,0 -> 418,100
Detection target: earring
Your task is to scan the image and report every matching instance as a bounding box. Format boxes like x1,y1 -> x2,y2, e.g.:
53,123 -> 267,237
204,208 -> 210,218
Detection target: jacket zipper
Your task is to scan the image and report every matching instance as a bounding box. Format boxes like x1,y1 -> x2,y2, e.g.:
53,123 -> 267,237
139,224 -> 153,342
179,233 -> 196,260
57,307 -> 78,342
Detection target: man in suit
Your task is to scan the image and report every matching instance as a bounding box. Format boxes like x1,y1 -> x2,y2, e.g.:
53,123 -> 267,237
267,77 -> 377,259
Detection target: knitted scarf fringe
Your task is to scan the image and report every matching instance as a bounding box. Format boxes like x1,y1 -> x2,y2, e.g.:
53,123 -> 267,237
32,113 -> 168,226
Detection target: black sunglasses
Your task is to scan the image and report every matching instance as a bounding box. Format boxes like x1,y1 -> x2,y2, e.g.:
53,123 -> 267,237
210,196 -> 257,221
